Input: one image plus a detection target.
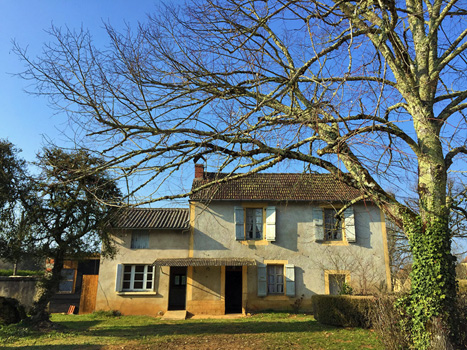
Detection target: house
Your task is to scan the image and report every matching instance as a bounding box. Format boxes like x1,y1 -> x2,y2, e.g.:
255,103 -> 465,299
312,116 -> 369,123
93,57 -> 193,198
94,164 -> 391,316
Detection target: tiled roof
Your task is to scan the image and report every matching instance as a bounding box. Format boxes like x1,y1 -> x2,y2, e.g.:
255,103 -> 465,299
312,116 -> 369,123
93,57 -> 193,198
152,258 -> 256,266
114,208 -> 189,230
190,173 -> 361,202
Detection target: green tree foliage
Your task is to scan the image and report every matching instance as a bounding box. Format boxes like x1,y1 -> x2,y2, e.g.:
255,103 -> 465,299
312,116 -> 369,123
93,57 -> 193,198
27,148 -> 121,322
15,1 -> 467,346
0,140 -> 35,272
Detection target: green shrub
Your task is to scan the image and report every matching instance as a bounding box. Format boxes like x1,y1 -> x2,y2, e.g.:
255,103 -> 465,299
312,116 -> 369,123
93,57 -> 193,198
311,295 -> 373,328
90,310 -> 122,318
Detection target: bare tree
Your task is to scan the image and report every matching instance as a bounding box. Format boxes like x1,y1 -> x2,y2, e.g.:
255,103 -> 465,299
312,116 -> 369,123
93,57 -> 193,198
15,0 -> 467,347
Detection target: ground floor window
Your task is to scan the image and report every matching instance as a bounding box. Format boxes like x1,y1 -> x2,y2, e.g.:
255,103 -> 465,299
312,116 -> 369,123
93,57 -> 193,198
59,268 -> 76,293
122,264 -> 154,291
267,265 -> 284,294
324,270 -> 350,295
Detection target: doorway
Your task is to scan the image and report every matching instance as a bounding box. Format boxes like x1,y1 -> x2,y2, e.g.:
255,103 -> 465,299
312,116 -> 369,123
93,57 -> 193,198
225,266 -> 242,314
168,266 -> 187,310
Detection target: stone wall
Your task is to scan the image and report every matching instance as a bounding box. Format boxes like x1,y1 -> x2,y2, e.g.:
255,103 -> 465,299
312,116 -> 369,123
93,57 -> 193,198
0,276 -> 38,310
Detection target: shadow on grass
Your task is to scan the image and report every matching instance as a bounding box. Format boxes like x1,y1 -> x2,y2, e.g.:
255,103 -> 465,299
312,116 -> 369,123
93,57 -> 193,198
55,319 -> 102,331
76,318 -> 337,339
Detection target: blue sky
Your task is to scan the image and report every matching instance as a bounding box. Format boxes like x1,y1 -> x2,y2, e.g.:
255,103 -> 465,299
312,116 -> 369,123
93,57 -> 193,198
0,1 -> 161,163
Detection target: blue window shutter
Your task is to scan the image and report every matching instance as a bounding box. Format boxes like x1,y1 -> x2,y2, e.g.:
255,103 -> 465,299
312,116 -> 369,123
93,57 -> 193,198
257,263 -> 267,297
344,207 -> 356,242
285,264 -> 295,297
265,206 -> 276,241
234,206 -> 244,240
115,264 -> 123,292
312,207 -> 324,241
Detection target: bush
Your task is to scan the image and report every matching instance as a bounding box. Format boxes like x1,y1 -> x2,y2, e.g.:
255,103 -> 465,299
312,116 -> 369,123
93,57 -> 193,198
0,297 -> 27,325
90,310 -> 122,318
311,295 -> 373,328
459,279 -> 467,294
369,294 -> 411,350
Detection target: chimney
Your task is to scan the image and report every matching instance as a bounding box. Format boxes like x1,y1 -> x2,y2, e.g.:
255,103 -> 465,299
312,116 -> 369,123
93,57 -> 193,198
195,163 -> 204,179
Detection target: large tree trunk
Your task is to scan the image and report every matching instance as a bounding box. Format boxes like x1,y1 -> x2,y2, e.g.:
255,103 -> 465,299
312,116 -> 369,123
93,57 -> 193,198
404,114 -> 459,349
30,253 -> 64,324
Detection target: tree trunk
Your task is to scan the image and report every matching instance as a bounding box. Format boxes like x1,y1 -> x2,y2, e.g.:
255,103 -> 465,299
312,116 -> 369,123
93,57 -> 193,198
403,114 -> 459,349
30,253 -> 64,324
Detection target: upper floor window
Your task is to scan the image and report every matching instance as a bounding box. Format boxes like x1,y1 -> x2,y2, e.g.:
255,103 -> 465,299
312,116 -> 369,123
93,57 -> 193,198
324,209 -> 342,241
235,206 -> 276,241
246,208 -> 263,239
131,231 -> 149,249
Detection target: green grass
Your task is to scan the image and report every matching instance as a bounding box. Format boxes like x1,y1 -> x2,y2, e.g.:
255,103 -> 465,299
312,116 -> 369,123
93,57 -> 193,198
0,312 -> 383,350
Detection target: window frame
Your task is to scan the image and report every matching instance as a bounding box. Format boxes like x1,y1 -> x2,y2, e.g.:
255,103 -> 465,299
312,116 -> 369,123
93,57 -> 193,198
58,268 -> 76,294
245,207 -> 264,240
267,264 -> 284,294
323,208 -> 343,241
324,270 -> 351,295
121,264 -> 155,292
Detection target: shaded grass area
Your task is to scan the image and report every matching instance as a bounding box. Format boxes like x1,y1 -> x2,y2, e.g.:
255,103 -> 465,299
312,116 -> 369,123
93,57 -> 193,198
1,312 -> 383,350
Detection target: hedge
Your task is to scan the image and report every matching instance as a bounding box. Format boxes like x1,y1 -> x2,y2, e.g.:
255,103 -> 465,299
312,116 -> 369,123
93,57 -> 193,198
459,280 -> 467,294
0,270 -> 43,277
311,295 -> 374,328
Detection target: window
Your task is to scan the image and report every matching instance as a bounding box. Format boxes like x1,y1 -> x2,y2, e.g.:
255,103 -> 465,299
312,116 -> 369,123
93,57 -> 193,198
59,268 -> 76,293
131,231 -> 149,249
329,274 -> 346,295
246,208 -> 263,239
267,265 -> 284,294
324,209 -> 342,241
122,264 -> 154,291
235,206 -> 276,241
324,270 -> 350,295
258,263 -> 295,297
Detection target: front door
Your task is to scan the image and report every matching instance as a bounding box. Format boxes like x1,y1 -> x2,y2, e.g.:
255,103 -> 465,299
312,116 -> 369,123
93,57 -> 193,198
168,267 -> 187,310
225,266 -> 243,314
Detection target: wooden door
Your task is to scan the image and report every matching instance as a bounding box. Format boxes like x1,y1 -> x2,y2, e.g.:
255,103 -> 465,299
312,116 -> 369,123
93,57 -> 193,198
79,274 -> 98,314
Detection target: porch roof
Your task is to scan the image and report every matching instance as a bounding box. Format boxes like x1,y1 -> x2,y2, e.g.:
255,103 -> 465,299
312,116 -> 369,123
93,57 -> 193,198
152,257 -> 256,267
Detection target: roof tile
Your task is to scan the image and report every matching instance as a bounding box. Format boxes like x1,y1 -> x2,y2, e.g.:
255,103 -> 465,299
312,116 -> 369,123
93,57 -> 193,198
190,172 -> 361,202
114,208 -> 189,229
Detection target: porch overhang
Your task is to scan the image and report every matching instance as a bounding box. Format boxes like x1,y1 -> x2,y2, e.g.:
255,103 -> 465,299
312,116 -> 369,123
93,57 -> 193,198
152,258 -> 256,267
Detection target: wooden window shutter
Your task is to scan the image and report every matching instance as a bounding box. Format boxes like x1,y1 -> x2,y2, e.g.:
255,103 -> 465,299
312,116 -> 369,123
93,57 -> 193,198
312,207 -> 324,241
115,264 -> 123,292
257,263 -> 267,297
131,231 -> 149,249
285,264 -> 295,297
265,206 -> 276,241
344,207 -> 356,242
234,206 -> 245,240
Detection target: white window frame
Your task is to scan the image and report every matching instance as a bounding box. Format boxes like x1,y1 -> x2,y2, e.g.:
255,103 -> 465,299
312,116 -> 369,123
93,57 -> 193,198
121,264 -> 155,292
245,208 -> 264,240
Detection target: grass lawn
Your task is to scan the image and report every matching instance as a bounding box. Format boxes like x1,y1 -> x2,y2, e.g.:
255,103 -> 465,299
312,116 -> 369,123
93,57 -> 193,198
1,312 -> 383,350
